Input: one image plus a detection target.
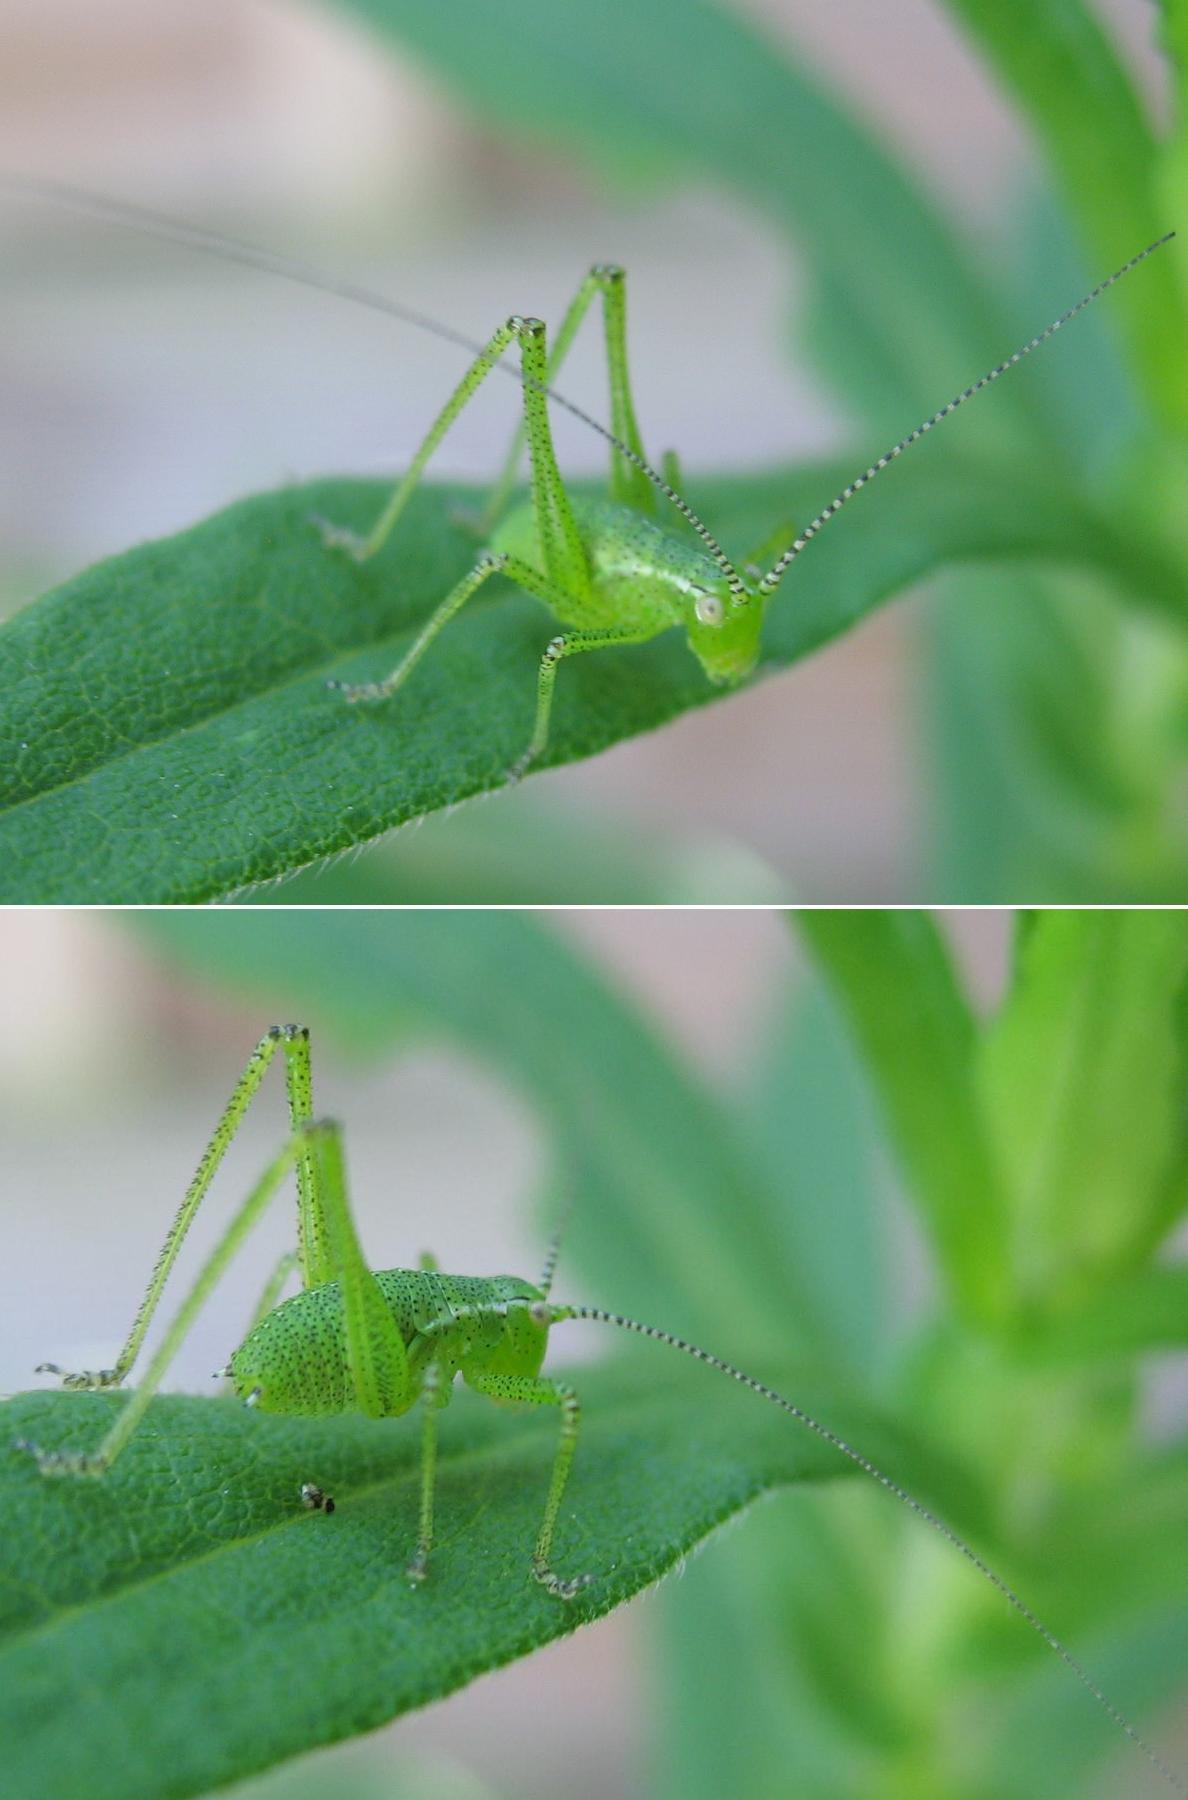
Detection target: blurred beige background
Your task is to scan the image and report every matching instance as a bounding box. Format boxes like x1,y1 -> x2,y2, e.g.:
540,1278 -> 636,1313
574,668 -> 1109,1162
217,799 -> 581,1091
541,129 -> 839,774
0,0 -> 1167,899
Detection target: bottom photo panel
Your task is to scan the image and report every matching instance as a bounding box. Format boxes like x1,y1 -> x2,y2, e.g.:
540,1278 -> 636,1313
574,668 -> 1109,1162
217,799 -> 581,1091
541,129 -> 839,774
2,907 -> 1186,1800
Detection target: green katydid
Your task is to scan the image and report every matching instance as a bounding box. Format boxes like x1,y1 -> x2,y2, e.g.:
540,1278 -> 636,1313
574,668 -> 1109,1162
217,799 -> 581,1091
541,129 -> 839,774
4,176 -> 1176,779
13,1026 -> 1186,1792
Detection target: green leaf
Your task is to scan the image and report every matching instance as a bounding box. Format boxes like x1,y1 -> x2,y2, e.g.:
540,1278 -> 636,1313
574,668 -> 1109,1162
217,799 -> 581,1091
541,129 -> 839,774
653,975 -> 905,1800
654,1492 -> 900,1800
1160,0 -> 1188,224
924,563 -> 1188,904
977,910 -> 1188,1289
4,454 -> 1176,903
980,1601 -> 1188,1800
921,201 -> 1188,908
794,910 -> 1009,1321
2,1369 -> 936,1800
1027,1262 -> 1188,1364
743,972 -> 890,1381
230,789 -> 787,905
937,0 -> 1188,428
1037,1447 -> 1188,1644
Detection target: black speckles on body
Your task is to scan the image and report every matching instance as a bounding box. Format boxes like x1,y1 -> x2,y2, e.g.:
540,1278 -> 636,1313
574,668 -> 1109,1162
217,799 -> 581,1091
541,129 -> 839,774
229,1269 -> 548,1420
230,1286 -> 356,1418
492,494 -> 729,638
757,233 -> 1175,596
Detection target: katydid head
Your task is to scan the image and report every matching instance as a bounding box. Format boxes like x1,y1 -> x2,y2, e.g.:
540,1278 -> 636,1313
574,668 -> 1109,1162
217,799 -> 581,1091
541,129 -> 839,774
470,1278 -> 552,1379
685,581 -> 766,684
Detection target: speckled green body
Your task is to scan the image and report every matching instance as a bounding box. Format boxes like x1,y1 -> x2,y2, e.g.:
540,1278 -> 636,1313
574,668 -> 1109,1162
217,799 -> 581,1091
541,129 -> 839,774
22,1029 -> 592,1596
491,495 -> 767,684
324,264 -> 772,765
229,1270 -> 548,1419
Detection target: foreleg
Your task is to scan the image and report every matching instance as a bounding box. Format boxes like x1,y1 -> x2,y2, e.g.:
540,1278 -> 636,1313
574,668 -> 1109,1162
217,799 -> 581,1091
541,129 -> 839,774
328,551 -> 578,711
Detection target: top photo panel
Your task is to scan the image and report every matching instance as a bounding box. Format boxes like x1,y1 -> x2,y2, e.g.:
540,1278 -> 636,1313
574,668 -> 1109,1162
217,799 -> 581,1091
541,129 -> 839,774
2,0 -> 1184,906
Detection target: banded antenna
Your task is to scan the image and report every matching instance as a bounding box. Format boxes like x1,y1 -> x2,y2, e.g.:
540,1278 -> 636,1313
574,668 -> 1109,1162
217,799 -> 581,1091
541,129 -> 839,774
3,176 -> 1174,610
0,173 -> 747,598
755,231 -> 1176,597
416,1290 -> 1188,1795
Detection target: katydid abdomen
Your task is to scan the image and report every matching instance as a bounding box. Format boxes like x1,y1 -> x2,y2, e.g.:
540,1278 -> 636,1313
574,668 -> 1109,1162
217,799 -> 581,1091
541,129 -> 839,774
491,495 -> 714,632
229,1269 -> 550,1419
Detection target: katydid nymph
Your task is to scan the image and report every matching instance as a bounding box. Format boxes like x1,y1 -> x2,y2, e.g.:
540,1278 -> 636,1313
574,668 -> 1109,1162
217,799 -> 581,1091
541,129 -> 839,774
12,1026 -> 1186,1793
4,177 -> 1176,780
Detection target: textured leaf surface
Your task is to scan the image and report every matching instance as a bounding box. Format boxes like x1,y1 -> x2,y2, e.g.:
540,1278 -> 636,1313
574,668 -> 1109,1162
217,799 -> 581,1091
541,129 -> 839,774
0,1371 -> 941,1800
2,459 -> 1173,903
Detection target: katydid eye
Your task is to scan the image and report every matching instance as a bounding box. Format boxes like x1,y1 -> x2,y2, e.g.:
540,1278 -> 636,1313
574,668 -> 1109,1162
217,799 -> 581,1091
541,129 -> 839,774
694,591 -> 724,626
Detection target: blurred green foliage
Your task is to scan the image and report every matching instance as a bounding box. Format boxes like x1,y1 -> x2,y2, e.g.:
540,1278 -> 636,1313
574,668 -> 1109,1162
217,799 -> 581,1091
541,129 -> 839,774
123,907 -> 1188,1797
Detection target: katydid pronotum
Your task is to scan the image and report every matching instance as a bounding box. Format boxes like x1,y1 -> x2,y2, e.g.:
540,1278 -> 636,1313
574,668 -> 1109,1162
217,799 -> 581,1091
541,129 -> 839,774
4,177 -> 1176,779
13,1026 -> 1185,1793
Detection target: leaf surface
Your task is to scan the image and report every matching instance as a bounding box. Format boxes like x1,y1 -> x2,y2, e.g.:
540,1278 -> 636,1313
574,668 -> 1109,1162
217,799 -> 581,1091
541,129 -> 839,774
0,1371 -> 949,1800
2,459 -> 1174,903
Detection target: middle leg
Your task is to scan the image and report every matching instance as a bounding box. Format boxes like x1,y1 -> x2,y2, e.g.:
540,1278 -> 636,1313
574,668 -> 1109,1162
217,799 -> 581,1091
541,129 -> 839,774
406,1361 -> 444,1586
327,550 -> 582,708
465,1368 -> 591,1599
508,623 -> 662,783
